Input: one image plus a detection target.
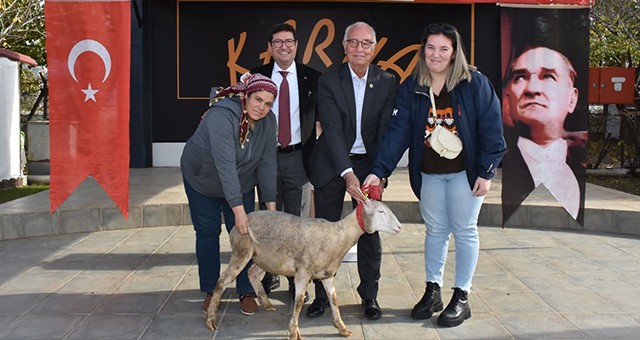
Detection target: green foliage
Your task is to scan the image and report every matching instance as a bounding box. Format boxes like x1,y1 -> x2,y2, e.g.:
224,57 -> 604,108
589,0 -> 640,67
0,184 -> 49,204
0,0 -> 46,65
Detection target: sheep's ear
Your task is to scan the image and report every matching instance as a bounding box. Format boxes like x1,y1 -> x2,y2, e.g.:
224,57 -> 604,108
363,198 -> 373,211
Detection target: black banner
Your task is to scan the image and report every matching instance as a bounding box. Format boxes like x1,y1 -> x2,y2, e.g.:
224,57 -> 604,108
148,1 -> 500,142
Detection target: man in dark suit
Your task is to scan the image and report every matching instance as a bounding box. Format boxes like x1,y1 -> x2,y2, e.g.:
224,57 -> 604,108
251,23 -> 321,301
307,21 -> 397,320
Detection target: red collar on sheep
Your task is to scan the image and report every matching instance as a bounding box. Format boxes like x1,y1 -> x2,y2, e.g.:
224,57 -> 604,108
356,184 -> 382,231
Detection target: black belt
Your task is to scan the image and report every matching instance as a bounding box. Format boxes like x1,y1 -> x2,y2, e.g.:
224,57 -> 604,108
349,153 -> 368,160
277,143 -> 302,153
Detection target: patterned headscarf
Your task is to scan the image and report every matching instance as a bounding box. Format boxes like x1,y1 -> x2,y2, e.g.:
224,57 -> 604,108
210,73 -> 278,146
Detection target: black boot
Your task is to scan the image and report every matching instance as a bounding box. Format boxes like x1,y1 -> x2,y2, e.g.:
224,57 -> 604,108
411,282 -> 443,319
261,272 -> 280,295
437,287 -> 471,327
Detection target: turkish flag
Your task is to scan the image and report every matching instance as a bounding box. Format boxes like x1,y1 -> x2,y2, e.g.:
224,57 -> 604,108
45,0 -> 131,218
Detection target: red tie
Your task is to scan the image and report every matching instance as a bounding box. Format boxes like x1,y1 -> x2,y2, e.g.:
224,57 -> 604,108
278,71 -> 291,147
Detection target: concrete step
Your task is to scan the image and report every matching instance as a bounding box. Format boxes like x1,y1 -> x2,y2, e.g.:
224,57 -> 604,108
1,168 -> 639,241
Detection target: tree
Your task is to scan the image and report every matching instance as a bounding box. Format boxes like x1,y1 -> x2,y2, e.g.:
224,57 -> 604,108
589,0 -> 640,174
589,0 -> 640,67
0,0 -> 45,65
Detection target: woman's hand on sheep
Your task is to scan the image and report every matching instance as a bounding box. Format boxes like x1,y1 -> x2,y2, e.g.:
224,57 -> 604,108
363,174 -> 380,189
363,174 -> 386,196
344,172 -> 367,203
231,205 -> 250,235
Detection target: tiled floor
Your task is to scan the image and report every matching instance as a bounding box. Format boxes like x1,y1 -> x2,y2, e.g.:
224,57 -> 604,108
1,167 -> 640,339
1,223 -> 639,339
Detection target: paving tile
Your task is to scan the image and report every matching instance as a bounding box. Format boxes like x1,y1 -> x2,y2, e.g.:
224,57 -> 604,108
139,314 -> 215,339
30,292 -> 105,314
514,273 -> 585,291
562,313 -> 640,339
66,314 -> 154,339
476,291 -> 554,314
433,312 -> 512,339
57,272 -> 130,294
0,314 -> 19,330
1,168 -> 640,339
158,290 -> 203,315
536,290 -> 619,313
0,293 -> 47,313
595,290 -> 640,314
496,313 -> 584,339
0,313 -> 85,339
94,292 -> 171,314
0,272 -> 76,293
567,273 -> 639,291
470,273 -> 529,292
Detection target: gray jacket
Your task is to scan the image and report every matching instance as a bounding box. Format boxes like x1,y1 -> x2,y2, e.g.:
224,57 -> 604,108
180,97 -> 277,207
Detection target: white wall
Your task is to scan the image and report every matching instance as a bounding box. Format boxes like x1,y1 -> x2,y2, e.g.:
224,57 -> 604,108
0,57 -> 21,181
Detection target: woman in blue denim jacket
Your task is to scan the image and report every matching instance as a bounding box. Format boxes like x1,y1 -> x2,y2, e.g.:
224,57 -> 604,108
363,23 -> 505,327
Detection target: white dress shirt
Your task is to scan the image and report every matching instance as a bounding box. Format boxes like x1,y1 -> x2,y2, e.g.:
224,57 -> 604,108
348,64 -> 368,155
272,62 -> 301,146
518,137 -> 580,219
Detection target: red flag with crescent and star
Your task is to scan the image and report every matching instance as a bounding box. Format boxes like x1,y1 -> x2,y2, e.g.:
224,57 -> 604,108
45,0 -> 131,218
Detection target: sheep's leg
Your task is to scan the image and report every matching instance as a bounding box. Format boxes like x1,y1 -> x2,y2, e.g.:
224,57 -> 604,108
248,264 -> 275,311
288,272 -> 311,340
321,278 -> 352,337
205,238 -> 254,330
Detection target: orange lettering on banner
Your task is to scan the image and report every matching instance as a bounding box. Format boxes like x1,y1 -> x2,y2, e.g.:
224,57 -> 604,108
377,44 -> 421,83
304,19 -> 334,67
228,32 -> 248,85
222,19 -> 423,85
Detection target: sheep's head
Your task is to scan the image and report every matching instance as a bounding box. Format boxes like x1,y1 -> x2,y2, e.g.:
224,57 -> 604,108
361,199 -> 401,235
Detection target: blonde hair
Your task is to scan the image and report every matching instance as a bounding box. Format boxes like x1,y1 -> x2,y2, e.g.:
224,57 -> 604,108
414,24 -> 475,91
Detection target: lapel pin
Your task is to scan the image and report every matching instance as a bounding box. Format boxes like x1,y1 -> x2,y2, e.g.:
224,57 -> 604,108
369,83 -> 374,88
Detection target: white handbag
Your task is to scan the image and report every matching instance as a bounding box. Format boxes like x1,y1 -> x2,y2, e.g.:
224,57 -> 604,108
428,87 -> 462,159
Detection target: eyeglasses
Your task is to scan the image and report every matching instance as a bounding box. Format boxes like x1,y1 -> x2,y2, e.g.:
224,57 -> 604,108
427,23 -> 456,34
345,39 -> 374,49
271,39 -> 296,48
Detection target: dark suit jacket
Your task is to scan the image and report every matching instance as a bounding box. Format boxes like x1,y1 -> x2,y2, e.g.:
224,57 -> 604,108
310,63 -> 398,188
250,62 -> 321,177
501,126 -> 586,225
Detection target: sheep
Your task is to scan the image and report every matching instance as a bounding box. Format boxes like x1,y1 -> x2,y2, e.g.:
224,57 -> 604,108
205,198 -> 401,340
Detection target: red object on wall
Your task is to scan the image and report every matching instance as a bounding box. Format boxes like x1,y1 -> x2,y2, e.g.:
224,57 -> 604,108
45,0 -> 131,218
589,67 -> 636,104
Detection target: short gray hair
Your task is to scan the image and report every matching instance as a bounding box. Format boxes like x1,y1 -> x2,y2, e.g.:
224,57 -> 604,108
343,21 -> 377,44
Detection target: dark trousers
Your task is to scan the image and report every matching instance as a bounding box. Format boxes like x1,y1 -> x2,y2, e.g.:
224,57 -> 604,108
313,156 -> 382,300
183,177 -> 255,295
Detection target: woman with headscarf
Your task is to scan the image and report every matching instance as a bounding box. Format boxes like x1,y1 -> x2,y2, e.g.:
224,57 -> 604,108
181,73 -> 279,317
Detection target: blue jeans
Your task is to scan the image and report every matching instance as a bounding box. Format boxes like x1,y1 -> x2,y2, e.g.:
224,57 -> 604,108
419,171 -> 484,291
183,177 -> 254,295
